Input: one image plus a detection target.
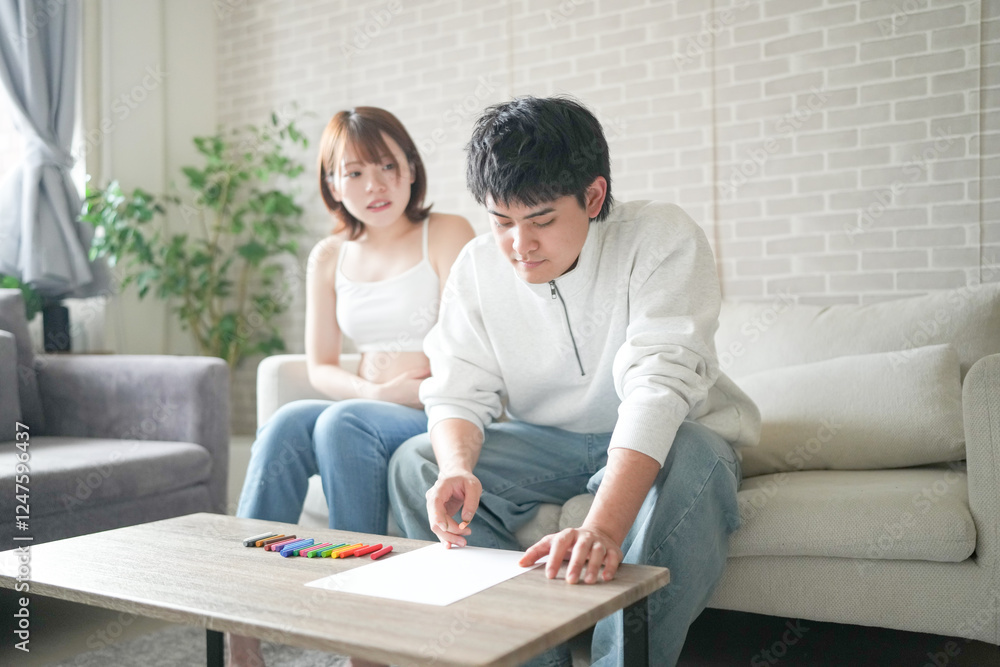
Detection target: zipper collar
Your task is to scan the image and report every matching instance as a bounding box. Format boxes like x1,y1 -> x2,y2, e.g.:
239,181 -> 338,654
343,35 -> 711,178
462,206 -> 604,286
549,279 -> 586,376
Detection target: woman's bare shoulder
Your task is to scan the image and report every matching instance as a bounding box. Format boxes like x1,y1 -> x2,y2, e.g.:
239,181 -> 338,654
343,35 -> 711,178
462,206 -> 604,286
427,212 -> 476,241
308,235 -> 344,279
426,213 -> 477,276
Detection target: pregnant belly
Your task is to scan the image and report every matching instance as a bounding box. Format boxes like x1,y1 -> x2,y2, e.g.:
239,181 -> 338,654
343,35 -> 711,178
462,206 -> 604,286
358,350 -> 430,384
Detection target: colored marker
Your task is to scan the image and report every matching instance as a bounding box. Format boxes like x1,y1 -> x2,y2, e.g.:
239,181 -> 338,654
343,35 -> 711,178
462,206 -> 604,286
325,542 -> 362,558
337,545 -> 368,558
280,539 -> 314,557
266,537 -> 302,552
276,538 -> 311,554
279,539 -> 314,557
243,532 -> 277,546
325,542 -> 361,558
353,544 -> 382,557
307,543 -> 341,558
317,543 -> 349,557
299,543 -> 332,557
258,534 -> 288,548
370,545 -> 393,560
290,540 -> 320,556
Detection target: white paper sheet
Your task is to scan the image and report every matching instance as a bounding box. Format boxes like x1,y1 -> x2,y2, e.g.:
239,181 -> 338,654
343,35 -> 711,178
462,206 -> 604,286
304,543 -> 542,606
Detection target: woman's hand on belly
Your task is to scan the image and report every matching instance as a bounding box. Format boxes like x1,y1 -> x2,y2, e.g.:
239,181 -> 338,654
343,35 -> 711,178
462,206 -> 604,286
370,367 -> 430,409
360,351 -> 431,409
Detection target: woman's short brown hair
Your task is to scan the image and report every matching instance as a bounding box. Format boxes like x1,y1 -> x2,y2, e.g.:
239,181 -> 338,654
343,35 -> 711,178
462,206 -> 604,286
318,107 -> 431,239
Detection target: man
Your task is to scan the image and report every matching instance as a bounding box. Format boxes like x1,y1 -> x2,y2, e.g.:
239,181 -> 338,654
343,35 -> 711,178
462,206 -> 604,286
387,96 -> 760,666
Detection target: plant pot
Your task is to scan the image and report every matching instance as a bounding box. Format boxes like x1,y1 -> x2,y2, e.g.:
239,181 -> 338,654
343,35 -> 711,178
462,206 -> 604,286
43,303 -> 71,352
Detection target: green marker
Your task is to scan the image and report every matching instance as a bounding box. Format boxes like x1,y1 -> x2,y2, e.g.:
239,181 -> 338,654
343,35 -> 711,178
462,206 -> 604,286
317,543 -> 349,558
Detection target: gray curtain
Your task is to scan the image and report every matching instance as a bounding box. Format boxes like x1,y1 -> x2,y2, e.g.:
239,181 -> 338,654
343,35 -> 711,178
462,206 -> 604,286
0,0 -> 106,299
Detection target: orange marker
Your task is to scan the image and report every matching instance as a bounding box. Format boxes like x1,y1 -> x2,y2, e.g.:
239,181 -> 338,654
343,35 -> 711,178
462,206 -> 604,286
258,534 -> 288,548
338,544 -> 370,558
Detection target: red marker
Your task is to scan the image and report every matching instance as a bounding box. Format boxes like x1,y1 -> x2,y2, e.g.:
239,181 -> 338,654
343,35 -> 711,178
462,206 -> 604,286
370,545 -> 393,560
337,545 -> 366,558
353,544 -> 382,557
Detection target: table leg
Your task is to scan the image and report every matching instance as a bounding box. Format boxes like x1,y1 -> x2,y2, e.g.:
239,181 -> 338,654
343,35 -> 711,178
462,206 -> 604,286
207,629 -> 224,667
622,597 -> 649,667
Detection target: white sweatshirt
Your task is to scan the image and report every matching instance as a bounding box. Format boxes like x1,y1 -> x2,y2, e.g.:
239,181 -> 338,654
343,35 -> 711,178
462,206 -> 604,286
420,200 -> 761,466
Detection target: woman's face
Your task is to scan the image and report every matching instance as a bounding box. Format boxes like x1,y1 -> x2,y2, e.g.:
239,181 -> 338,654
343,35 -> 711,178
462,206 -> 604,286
327,132 -> 415,230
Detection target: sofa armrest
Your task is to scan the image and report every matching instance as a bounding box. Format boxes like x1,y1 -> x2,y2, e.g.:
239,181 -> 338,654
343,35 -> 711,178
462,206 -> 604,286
256,354 -> 359,427
964,352 -> 1000,568
36,354 -> 230,513
0,331 -> 20,442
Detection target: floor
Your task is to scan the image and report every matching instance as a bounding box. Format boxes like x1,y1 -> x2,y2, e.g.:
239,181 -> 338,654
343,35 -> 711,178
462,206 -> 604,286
5,439 -> 996,666
4,588 -> 998,666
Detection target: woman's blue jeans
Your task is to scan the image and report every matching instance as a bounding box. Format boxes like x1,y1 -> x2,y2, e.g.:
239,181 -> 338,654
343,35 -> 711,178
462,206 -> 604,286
387,419 -> 742,667
236,399 -> 427,534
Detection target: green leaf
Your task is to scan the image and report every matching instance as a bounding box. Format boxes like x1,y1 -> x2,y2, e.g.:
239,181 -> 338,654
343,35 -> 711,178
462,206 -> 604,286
236,241 -> 268,265
230,211 -> 245,234
182,167 -> 206,189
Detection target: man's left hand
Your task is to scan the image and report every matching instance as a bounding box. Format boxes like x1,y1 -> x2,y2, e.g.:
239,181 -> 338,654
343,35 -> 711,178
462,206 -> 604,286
518,525 -> 624,584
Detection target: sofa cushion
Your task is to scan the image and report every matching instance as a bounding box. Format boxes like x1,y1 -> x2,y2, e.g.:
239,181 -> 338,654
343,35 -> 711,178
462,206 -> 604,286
0,331 -> 20,442
731,467 -> 975,562
716,283 -> 1000,383
0,289 -> 45,431
0,436 -> 212,517
1,485 -> 212,549
553,466 -> 975,563
738,344 -> 964,477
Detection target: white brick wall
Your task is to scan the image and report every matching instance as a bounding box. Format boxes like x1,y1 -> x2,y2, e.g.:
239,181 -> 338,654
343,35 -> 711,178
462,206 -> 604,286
217,0 -> 997,433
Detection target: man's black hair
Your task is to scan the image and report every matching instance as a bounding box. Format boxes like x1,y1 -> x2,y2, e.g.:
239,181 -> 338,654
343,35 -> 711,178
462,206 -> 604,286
465,96 -> 614,222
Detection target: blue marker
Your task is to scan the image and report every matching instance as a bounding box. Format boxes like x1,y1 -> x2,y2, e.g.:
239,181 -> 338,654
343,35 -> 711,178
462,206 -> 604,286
278,538 -> 313,554
290,540 -> 320,556
279,538 -> 314,557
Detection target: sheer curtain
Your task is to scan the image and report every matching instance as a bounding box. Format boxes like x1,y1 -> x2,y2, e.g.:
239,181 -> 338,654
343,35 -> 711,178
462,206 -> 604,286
0,0 -> 106,300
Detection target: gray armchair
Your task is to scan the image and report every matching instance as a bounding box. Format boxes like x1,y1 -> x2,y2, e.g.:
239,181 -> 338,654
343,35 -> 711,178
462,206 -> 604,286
0,289 -> 229,549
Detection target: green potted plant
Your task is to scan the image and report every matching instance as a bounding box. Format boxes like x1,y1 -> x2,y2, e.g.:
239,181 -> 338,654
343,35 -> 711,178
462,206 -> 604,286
81,110 -> 309,369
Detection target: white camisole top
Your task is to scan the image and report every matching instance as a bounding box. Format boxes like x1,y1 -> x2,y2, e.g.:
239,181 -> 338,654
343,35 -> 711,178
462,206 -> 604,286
335,219 -> 441,353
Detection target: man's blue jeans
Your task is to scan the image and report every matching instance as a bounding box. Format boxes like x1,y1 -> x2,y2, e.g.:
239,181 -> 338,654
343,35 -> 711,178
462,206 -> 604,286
236,399 -> 427,533
388,419 -> 742,667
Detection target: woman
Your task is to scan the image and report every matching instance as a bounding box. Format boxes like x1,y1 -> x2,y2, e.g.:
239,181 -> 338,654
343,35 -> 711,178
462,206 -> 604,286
229,107 -> 474,667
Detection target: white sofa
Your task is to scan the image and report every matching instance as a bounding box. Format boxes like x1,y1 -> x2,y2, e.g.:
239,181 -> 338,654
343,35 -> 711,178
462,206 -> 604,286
256,283 -> 1000,644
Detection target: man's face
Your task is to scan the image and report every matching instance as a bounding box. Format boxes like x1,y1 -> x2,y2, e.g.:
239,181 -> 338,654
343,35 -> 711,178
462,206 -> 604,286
487,177 -> 607,284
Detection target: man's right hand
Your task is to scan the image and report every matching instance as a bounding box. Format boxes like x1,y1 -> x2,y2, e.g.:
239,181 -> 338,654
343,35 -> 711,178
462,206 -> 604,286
425,470 -> 481,548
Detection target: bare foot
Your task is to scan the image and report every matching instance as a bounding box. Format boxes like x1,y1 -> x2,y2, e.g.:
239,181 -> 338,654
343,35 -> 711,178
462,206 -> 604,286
227,633 -> 265,667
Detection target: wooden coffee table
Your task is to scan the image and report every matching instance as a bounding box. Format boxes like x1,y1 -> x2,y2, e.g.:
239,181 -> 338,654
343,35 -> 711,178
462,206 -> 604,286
0,513 -> 669,666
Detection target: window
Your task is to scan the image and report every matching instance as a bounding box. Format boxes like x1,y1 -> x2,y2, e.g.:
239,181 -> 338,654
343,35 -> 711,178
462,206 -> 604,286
0,89 -> 23,185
